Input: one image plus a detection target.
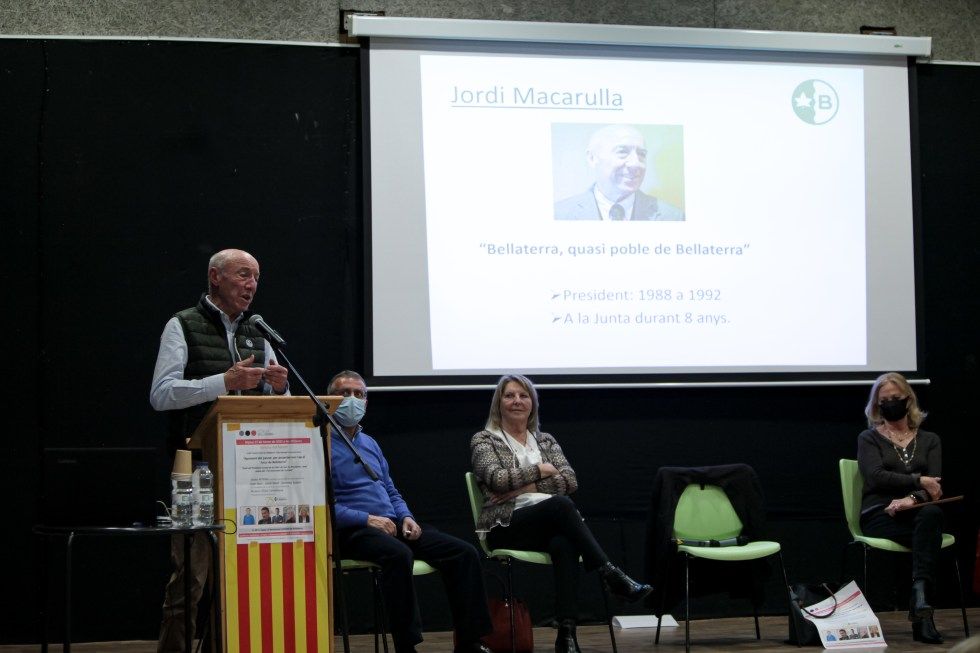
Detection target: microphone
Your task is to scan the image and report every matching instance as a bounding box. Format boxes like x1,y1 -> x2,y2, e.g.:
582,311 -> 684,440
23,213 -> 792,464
248,314 -> 286,348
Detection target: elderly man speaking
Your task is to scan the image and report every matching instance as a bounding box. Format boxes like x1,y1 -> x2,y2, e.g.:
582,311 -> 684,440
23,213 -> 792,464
554,124 -> 685,221
150,248 -> 289,651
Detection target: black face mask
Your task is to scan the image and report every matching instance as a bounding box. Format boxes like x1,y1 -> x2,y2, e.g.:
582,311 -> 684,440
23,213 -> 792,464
879,397 -> 908,422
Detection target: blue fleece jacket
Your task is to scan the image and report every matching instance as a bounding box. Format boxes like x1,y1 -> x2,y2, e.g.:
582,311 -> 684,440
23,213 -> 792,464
330,427 -> 413,530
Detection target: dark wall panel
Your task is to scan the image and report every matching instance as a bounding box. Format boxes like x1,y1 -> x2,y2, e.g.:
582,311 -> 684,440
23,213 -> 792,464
37,40 -> 360,453
1,38 -> 45,647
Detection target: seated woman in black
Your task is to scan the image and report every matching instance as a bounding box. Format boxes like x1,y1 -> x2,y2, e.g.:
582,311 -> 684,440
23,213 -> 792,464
470,374 -> 651,653
857,372 -> 945,644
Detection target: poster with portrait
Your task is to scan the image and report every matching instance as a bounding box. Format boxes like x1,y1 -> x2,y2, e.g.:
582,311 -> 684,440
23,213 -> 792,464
229,421 -> 321,544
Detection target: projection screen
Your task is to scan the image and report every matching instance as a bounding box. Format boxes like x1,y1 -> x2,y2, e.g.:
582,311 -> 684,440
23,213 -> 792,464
359,19 -> 928,387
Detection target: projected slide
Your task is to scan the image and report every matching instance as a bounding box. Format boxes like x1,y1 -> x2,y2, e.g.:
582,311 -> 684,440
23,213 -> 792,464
417,54 -> 867,370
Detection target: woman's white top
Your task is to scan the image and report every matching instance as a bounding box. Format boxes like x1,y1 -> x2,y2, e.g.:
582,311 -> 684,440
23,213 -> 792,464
490,427 -> 552,511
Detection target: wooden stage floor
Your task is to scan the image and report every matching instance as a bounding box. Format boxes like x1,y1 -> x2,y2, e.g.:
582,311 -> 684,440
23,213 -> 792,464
5,608 -> 975,652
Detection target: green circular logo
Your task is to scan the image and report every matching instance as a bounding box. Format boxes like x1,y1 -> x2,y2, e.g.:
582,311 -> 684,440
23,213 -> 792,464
792,80 -> 839,125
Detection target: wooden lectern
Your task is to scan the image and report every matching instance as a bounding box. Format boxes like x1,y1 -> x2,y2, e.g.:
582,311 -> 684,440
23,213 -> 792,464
189,395 -> 341,653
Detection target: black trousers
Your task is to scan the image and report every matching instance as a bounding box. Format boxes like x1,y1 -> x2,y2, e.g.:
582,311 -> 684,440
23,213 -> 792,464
860,503 -> 943,585
486,495 -> 609,621
338,523 -> 492,652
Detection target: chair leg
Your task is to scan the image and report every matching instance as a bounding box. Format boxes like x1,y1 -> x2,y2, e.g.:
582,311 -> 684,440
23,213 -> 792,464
777,551 -> 801,647
952,556 -> 970,637
371,569 -> 380,653
861,544 -> 869,599
336,568 -> 352,653
684,554 -> 691,653
372,569 -> 389,653
597,573 -> 618,653
655,553 -> 672,645
753,603 -> 760,640
506,560 -> 517,653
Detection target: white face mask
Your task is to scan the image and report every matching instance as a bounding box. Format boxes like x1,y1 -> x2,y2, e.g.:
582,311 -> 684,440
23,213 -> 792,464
334,396 -> 366,427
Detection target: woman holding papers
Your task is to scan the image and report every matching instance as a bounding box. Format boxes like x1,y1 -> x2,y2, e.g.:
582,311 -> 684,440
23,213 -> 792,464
470,374 -> 652,653
857,372 -> 945,644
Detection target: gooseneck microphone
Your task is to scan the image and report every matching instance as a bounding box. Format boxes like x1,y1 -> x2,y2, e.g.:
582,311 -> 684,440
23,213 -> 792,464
248,314 -> 286,348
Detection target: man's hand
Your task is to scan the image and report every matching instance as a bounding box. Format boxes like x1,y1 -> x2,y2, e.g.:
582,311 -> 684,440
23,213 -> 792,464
224,355 -> 265,391
264,359 -> 289,394
367,515 -> 397,536
401,517 -> 422,540
920,476 -> 942,502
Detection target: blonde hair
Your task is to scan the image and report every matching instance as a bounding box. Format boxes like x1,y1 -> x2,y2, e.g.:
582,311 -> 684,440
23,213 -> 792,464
864,372 -> 927,429
486,374 -> 540,433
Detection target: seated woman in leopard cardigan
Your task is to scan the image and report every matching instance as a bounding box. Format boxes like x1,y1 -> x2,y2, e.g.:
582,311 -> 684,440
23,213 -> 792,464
470,373 -> 652,653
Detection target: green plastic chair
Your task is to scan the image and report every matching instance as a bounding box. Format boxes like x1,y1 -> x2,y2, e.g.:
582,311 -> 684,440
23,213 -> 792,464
465,471 -> 618,653
654,483 -> 792,653
838,459 -> 969,636
336,557 -> 437,653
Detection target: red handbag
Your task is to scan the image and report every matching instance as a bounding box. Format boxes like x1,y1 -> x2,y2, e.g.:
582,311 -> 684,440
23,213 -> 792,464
454,592 -> 533,653
482,596 -> 534,653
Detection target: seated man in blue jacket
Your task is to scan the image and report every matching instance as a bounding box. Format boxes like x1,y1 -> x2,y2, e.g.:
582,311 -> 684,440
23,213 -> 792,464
328,370 -> 492,653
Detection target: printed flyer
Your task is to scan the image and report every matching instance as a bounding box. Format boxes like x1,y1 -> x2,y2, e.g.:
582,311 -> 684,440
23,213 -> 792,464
231,421 -> 321,544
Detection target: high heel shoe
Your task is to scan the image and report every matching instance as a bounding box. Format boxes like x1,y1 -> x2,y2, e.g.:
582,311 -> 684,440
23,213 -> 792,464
909,579 -> 934,621
911,616 -> 943,644
554,619 -> 582,653
599,562 -> 653,602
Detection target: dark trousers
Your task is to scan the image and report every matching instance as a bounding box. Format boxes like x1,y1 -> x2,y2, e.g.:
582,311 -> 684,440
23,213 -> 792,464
487,495 -> 609,621
860,504 -> 943,584
338,524 -> 492,652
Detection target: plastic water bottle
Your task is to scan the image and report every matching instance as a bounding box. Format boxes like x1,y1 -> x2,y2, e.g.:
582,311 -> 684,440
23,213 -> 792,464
193,462 -> 214,527
171,473 -> 194,528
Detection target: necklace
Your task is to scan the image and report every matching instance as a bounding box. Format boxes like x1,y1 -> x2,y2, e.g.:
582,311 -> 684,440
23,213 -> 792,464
882,426 -> 917,468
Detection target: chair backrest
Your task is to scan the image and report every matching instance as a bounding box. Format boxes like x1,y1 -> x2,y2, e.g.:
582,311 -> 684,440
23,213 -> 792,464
464,472 -> 492,556
838,459 -> 863,538
673,484 -> 743,541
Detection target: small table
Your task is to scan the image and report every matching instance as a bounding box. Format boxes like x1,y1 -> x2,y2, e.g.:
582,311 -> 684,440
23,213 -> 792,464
33,523 -> 225,653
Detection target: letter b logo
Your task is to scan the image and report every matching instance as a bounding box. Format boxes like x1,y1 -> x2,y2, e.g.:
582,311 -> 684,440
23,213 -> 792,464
792,80 -> 839,125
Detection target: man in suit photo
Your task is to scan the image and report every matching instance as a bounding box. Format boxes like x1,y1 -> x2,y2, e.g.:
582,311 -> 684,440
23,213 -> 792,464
554,124 -> 685,221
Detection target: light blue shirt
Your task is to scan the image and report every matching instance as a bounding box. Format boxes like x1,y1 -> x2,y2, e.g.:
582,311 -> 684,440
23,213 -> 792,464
149,296 -> 286,411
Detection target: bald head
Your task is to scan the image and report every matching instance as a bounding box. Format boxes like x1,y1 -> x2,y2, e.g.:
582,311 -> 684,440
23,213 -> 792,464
586,125 -> 648,202
207,248 -> 260,319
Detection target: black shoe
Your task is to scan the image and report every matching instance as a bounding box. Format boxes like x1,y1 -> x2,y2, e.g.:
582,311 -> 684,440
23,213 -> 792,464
909,579 -> 934,621
555,619 -> 582,653
393,635 -> 418,653
454,642 -> 493,653
911,616 -> 943,644
599,562 -> 653,602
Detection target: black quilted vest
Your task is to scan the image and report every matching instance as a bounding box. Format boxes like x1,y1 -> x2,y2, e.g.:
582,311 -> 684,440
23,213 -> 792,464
166,294 -> 266,455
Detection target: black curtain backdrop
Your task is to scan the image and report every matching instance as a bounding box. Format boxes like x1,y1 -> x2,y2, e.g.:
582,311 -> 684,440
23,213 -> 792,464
2,38 -> 977,644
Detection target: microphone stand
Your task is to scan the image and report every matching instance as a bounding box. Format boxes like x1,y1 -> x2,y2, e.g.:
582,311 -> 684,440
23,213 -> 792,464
264,340 -> 377,653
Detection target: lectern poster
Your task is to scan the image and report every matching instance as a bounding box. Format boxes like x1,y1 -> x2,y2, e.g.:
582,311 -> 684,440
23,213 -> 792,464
230,421 -> 320,544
